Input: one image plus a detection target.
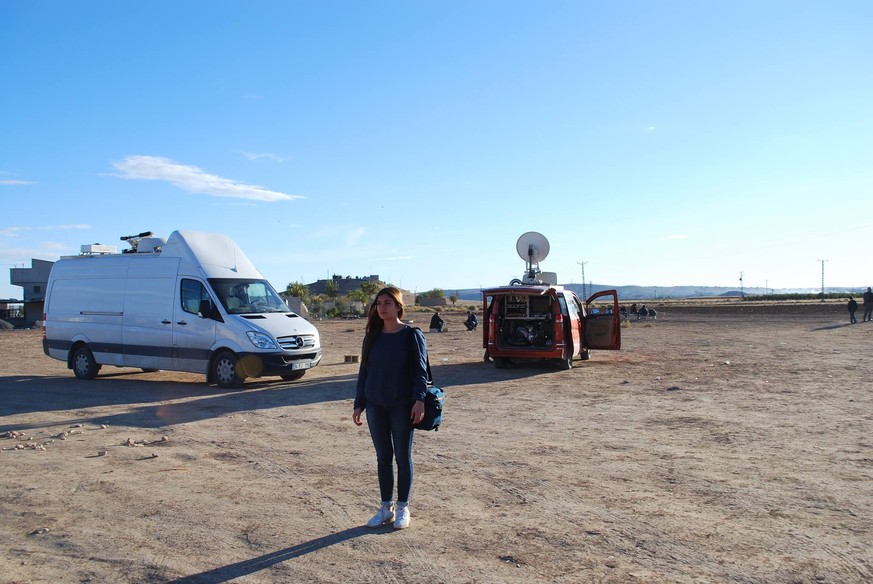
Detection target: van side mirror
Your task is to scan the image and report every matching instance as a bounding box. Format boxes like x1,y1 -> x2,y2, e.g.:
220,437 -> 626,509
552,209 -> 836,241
198,299 -> 215,320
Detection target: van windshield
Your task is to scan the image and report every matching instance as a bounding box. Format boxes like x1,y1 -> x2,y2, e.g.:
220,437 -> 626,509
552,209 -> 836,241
210,279 -> 291,314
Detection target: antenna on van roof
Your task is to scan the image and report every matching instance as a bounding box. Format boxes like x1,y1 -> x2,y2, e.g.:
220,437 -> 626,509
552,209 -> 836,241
120,231 -> 154,253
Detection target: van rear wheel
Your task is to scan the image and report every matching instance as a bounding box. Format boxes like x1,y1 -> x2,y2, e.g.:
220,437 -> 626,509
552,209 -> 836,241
212,351 -> 245,389
72,346 -> 101,380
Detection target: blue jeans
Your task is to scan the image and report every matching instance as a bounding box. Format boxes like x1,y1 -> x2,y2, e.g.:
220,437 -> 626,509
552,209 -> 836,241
366,403 -> 415,503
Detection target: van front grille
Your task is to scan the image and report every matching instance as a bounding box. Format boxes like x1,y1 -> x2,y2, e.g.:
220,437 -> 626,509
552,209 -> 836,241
277,334 -> 317,351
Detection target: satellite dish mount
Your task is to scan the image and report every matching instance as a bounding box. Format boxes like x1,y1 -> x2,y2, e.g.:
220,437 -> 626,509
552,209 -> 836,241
513,232 -> 551,285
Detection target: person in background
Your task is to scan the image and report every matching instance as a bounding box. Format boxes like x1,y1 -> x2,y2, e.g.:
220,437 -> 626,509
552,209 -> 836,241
353,287 -> 428,530
863,288 -> 873,322
464,310 -> 478,331
429,311 -> 446,332
847,297 -> 858,324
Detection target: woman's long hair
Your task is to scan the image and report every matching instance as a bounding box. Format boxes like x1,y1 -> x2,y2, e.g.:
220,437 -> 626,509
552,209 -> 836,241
361,286 -> 405,365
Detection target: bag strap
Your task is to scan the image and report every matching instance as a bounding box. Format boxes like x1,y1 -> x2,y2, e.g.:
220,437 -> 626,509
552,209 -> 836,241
407,326 -> 434,385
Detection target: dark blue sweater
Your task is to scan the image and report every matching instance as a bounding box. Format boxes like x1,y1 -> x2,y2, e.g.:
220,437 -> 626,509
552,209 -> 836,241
354,326 -> 428,409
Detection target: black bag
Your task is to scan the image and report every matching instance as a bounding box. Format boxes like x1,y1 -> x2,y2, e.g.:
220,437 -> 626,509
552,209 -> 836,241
416,385 -> 445,431
408,327 -> 444,431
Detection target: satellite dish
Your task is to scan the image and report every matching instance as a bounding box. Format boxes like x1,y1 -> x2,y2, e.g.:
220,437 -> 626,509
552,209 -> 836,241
516,232 -> 550,263
514,232 -> 551,284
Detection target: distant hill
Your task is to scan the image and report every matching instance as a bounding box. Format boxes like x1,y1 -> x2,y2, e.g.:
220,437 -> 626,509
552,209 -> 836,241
445,284 -> 861,302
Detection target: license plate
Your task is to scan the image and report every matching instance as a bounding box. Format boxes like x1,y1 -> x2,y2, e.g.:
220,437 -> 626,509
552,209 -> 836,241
291,362 -> 310,370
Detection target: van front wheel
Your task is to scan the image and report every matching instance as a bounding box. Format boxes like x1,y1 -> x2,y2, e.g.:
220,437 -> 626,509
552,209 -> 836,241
212,351 -> 245,389
72,346 -> 101,380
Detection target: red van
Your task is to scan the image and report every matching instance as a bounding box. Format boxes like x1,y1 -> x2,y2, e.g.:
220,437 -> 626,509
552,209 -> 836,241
482,285 -> 621,369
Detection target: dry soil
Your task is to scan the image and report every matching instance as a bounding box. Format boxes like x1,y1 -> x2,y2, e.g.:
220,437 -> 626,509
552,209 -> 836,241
1,303 -> 871,583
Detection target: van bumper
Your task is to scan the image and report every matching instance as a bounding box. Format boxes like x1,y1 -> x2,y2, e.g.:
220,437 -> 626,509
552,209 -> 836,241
237,349 -> 323,377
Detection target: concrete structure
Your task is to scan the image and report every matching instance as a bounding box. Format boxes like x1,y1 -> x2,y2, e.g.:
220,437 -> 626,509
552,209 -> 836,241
10,259 -> 53,327
281,295 -> 310,318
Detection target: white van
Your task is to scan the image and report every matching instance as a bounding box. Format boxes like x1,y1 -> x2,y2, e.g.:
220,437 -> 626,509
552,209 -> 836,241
43,230 -> 322,388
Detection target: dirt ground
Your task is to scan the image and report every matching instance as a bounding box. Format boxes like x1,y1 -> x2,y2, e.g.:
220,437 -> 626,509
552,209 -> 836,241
1,303 -> 871,583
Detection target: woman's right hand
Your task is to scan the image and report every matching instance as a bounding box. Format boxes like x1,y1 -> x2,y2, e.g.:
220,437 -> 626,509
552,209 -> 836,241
352,408 -> 363,426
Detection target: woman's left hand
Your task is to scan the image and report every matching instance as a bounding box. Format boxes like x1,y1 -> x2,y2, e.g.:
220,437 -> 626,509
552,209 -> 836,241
411,400 -> 425,425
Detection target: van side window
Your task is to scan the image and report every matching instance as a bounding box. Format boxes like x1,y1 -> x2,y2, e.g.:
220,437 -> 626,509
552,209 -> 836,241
564,296 -> 579,320
180,279 -> 210,315
557,295 -> 569,316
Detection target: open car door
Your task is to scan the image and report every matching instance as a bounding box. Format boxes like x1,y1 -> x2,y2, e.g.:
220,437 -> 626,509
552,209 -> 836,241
584,289 -> 621,350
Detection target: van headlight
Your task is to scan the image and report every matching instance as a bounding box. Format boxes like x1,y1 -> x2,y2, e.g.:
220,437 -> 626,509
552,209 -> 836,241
246,331 -> 278,350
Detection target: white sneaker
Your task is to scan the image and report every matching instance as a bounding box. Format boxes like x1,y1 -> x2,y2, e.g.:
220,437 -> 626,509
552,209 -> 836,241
393,504 -> 410,529
366,503 -> 395,528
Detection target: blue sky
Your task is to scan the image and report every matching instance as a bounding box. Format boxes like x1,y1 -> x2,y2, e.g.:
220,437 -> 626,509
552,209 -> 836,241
2,1 -> 872,300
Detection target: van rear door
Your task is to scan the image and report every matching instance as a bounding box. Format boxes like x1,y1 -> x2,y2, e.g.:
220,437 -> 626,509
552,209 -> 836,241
584,289 -> 621,350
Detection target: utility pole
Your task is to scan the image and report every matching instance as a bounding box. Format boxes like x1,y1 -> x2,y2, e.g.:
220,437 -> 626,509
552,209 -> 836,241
577,261 -> 587,299
739,272 -> 744,298
818,259 -> 828,301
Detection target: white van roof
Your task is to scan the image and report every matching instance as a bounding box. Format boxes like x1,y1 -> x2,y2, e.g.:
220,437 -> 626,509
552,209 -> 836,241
59,230 -> 264,281
163,230 -> 262,279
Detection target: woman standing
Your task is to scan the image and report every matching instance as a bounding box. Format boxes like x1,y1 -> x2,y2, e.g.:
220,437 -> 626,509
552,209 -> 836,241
353,287 -> 428,529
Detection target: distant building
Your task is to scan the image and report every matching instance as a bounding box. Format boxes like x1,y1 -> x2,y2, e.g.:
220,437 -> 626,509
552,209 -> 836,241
418,297 -> 448,307
9,259 -> 54,327
307,274 -> 381,296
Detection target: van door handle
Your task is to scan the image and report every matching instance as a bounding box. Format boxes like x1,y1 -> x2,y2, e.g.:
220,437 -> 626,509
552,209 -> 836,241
162,320 -> 172,324
177,321 -> 188,326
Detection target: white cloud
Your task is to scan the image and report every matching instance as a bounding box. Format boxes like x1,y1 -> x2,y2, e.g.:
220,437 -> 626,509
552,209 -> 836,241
0,227 -> 29,236
236,151 -> 290,163
45,224 -> 90,231
346,227 -> 366,246
1,225 -> 90,236
0,180 -> 35,185
375,255 -> 415,261
112,155 -> 302,202
0,243 -> 74,262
